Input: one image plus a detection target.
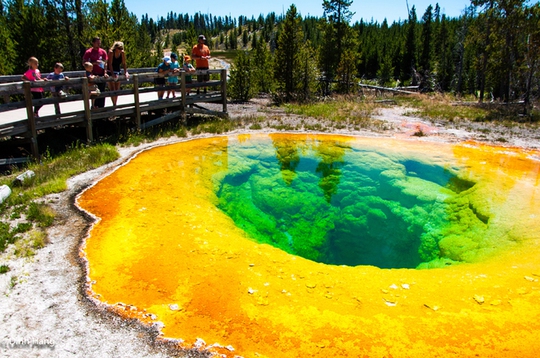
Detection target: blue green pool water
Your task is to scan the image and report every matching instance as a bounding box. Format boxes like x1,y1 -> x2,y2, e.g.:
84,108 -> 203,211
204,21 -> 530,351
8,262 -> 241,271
215,135 -> 482,269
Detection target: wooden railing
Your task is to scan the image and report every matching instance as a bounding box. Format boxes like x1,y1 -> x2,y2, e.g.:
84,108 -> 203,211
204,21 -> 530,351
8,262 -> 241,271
0,68 -> 228,161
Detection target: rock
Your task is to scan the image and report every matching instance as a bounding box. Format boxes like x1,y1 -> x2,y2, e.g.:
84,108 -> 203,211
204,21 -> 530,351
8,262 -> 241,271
194,338 -> 206,348
12,170 -> 35,186
0,185 -> 11,204
169,304 -> 180,311
152,321 -> 165,330
401,283 -> 410,289
473,295 -> 484,304
424,303 -> 440,311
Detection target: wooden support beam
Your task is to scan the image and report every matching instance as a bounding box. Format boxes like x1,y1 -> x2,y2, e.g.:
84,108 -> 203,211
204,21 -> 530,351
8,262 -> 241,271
221,69 -> 227,115
140,110 -> 183,130
181,72 -> 187,121
81,77 -> 93,143
133,74 -> 141,130
23,81 -> 39,160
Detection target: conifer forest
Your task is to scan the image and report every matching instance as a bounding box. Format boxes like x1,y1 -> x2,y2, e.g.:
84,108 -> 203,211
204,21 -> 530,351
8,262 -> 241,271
0,0 -> 539,104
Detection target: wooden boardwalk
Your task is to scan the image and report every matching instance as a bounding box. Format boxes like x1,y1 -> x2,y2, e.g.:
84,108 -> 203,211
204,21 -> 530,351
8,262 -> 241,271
0,68 -> 227,163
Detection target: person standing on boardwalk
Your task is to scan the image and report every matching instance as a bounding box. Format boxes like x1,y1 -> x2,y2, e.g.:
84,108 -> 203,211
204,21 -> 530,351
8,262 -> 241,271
21,57 -> 47,117
166,53 -> 180,98
107,41 -> 129,106
191,34 -> 211,94
182,55 -> 196,94
83,37 -> 109,108
155,56 -> 172,100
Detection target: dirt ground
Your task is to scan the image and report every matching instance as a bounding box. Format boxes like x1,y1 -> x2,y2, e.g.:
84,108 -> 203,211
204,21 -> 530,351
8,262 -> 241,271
0,97 -> 539,358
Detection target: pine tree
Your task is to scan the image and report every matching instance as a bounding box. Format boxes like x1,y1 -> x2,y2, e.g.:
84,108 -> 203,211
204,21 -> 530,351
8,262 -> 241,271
320,0 -> 355,86
228,50 -> 256,101
420,5 -> 433,73
253,35 -> 274,93
322,0 -> 354,66
402,6 -> 418,84
522,3 -> 540,108
273,4 -> 304,102
0,8 -> 16,75
242,29 -> 248,48
297,41 -> 319,101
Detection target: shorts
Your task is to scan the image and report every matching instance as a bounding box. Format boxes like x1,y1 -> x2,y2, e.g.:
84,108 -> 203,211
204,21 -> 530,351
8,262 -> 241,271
197,67 -> 209,82
154,77 -> 166,86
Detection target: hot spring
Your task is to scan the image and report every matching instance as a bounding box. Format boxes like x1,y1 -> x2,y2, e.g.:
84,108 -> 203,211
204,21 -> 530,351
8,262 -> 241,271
77,134 -> 540,358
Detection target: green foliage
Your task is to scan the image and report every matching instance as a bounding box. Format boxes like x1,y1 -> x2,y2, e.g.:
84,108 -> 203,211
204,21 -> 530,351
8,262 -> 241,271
228,51 -> 256,101
336,47 -> 359,93
0,221 -> 18,252
1,0 -> 539,109
296,42 -> 320,101
14,229 -> 47,257
252,37 -> 274,93
274,5 -> 318,102
0,142 -> 118,255
0,10 -> 16,75
284,97 -> 377,124
0,143 -> 118,209
26,202 -> 55,228
0,265 -> 9,274
321,0 -> 355,81
190,118 -> 237,135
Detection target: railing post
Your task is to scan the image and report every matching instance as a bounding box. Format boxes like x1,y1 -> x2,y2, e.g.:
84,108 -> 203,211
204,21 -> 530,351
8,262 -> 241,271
133,74 -> 141,130
81,77 -> 93,143
221,69 -> 227,115
23,81 -> 39,160
181,72 -> 187,121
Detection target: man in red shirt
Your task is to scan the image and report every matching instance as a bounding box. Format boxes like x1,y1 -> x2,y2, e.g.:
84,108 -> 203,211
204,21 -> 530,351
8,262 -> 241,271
83,37 -> 109,107
191,34 -> 211,94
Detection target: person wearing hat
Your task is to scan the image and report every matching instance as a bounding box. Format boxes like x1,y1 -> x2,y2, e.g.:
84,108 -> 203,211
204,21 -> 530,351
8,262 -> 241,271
182,55 -> 196,93
191,34 -> 211,93
155,56 -> 171,100
167,53 -> 180,98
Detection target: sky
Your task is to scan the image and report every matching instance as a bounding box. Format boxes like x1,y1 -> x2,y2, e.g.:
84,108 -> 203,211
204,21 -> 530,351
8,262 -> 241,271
124,0 -> 471,24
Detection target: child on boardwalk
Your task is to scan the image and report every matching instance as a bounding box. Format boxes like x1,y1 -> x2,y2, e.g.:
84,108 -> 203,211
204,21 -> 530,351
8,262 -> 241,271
21,57 -> 47,117
182,55 -> 196,94
155,56 -> 171,100
84,62 -> 100,107
46,63 -> 69,98
166,53 -> 180,98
